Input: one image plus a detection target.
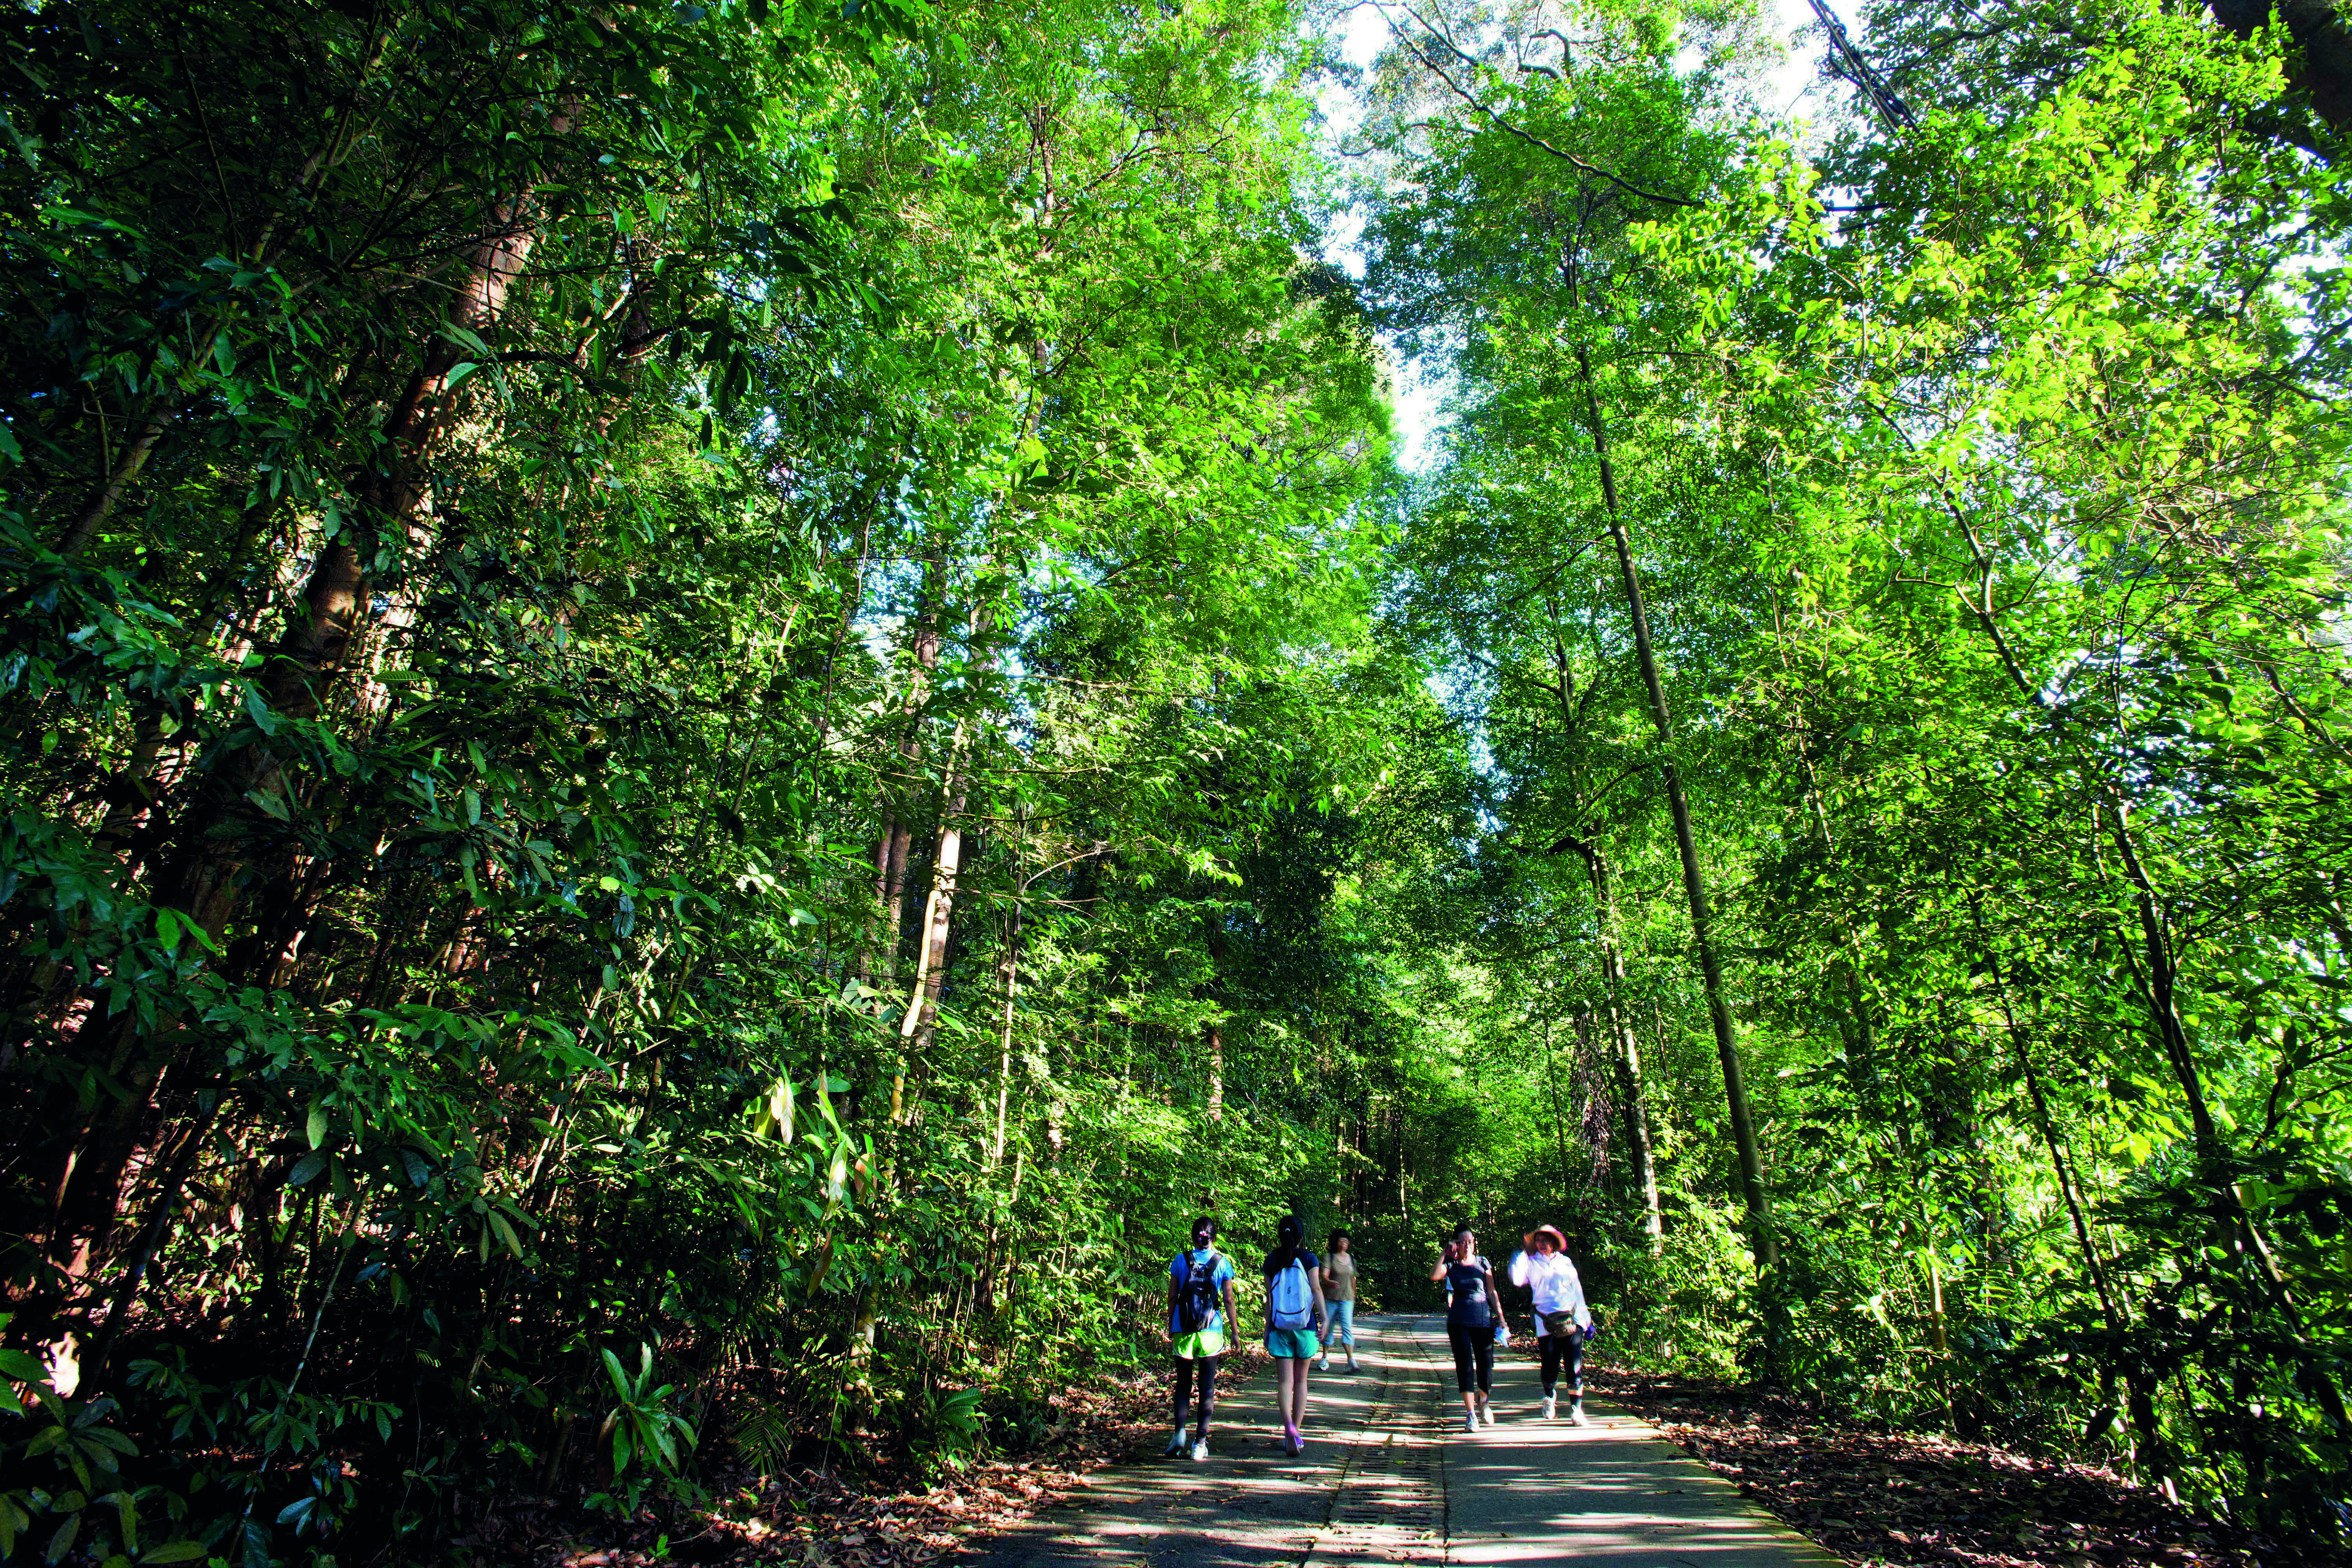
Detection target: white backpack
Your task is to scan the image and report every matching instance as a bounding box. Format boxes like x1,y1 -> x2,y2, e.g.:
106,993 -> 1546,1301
1269,1256 -> 1314,1329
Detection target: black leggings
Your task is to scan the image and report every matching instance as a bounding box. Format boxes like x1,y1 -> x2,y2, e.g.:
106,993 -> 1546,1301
1447,1323 -> 1495,1394
1172,1355 -> 1219,1429
1540,1327 -> 1586,1398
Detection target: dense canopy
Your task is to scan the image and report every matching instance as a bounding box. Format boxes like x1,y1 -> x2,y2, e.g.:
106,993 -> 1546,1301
3,0 -> 2349,1559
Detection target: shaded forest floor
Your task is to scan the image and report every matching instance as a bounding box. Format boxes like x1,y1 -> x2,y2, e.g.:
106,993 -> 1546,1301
1588,1368 -> 2315,1568
526,1352 -> 1263,1568
506,1349 -> 2314,1568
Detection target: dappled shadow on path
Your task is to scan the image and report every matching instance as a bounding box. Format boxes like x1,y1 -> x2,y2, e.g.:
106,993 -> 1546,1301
967,1316 -> 1415,1568
1447,1416 -> 1842,1566
968,1314 -> 1841,1568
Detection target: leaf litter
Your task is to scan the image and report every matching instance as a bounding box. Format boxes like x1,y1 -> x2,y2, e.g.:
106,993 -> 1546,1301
536,1350 -> 1273,1567
1587,1369 -> 2331,1568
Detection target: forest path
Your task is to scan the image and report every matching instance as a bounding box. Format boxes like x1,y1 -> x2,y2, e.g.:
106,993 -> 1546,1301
966,1314 -> 1840,1568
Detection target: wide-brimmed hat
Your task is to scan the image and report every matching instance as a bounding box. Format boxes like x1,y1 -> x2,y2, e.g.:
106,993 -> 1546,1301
1528,1225 -> 1568,1251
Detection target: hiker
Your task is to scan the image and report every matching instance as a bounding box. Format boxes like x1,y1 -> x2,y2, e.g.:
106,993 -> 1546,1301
1262,1213 -> 1328,1456
1430,1226 -> 1498,1431
1317,1229 -> 1359,1373
1166,1215 -> 1239,1461
1509,1224 -> 1592,1424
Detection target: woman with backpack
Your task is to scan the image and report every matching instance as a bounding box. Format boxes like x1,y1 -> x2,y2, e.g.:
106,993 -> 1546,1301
1508,1223 -> 1592,1424
1429,1226 -> 1499,1431
1166,1215 -> 1239,1461
1261,1213 -> 1328,1456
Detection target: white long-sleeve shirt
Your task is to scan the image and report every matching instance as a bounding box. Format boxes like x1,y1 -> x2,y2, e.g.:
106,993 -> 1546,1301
1508,1250 -> 1591,1334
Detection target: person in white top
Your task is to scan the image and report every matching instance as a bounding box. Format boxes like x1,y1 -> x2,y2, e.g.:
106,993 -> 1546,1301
1508,1225 -> 1591,1424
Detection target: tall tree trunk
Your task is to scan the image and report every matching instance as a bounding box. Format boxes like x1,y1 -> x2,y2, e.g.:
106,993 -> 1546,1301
1574,338 -> 1777,1280
1972,901 -> 2166,1475
990,905 -> 1022,1167
1393,1096 -> 1409,1226
56,32 -> 393,562
865,548 -> 945,989
896,672 -> 979,1076
1540,601 -> 1661,1248
159,186 -> 551,940
1558,836 -> 1662,1249
57,403 -> 184,559
1201,914 -> 1227,1125
859,651 -> 980,1360
1204,1024 -> 1225,1125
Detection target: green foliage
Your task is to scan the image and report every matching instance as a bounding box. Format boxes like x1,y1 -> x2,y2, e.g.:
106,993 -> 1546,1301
1350,0 -> 2352,1542
6,0 -> 2352,1552
589,1344 -> 698,1516
0,0 -> 1401,1556
0,1316 -> 203,1566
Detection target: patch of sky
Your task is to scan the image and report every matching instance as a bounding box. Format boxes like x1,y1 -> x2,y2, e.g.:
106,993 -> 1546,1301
1311,0 -> 1853,476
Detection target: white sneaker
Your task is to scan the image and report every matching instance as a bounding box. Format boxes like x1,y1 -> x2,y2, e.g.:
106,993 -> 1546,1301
1478,1404 -> 1494,1426
1192,1437 -> 1210,1461
1316,1358 -> 1330,1371
1570,1402 -> 1589,1427
1164,1429 -> 1187,1456
1543,1396 -> 1557,1420
1462,1410 -> 1477,1433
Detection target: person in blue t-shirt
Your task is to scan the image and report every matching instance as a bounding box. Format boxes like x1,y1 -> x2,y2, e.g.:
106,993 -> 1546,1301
1165,1215 -> 1239,1461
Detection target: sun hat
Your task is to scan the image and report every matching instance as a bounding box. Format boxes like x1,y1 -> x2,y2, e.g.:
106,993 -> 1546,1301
1529,1225 -> 1568,1251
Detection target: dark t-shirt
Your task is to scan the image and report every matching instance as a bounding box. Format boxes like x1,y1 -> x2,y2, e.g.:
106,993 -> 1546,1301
1262,1248 -> 1321,1286
1445,1255 -> 1495,1327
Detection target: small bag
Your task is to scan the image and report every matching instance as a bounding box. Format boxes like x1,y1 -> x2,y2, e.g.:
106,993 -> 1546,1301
1482,1261 -> 1511,1346
1542,1309 -> 1579,1340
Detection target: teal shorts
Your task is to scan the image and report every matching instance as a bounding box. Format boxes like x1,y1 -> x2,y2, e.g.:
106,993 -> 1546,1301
1266,1327 -> 1321,1359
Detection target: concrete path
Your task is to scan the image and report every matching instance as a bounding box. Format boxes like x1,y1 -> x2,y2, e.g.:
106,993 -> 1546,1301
969,1312 -> 1841,1568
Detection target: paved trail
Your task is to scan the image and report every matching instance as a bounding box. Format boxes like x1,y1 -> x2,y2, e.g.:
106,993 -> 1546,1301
970,1313 -> 1839,1568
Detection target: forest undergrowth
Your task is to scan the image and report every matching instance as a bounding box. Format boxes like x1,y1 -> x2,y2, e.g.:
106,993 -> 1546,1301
450,1352 -> 1217,1568
5,0 -> 2351,1561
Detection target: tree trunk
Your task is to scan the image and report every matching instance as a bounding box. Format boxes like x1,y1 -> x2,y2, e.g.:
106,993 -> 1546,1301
1202,914 -> 1227,1125
1974,904 -> 2167,1474
2209,0 -> 2352,130
45,190 -> 554,1308
896,718 -> 971,1067
990,905 -> 1022,1167
866,548 -> 945,988
1393,1099 -> 1409,1225
159,187 -> 549,940
1559,836 -> 1662,1249
57,404 -> 184,559
1542,1004 -> 1577,1196
1927,469 -> 2352,1439
1574,340 -> 1777,1279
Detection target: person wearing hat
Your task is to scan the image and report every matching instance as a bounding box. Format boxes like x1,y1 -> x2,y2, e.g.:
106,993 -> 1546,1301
1508,1225 -> 1592,1423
